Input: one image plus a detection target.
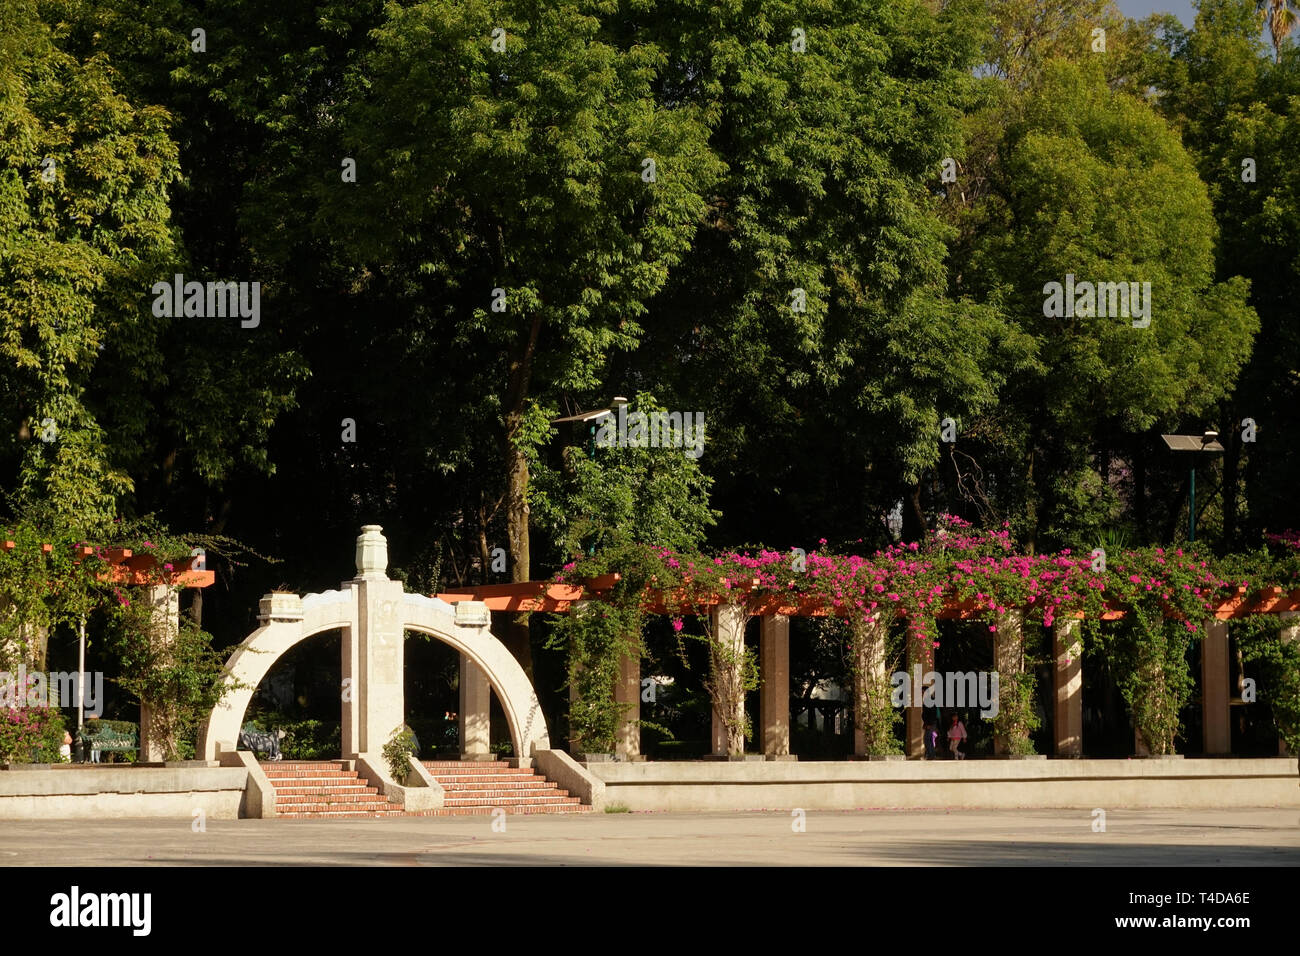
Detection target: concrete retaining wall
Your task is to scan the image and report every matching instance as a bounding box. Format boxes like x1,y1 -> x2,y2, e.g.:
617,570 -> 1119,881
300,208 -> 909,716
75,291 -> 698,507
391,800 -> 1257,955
0,765 -> 248,820
584,758 -> 1300,811
535,749 -> 606,810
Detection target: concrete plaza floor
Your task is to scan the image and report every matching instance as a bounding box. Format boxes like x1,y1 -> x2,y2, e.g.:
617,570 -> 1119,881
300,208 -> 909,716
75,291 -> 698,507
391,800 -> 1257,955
5,807 -> 1300,865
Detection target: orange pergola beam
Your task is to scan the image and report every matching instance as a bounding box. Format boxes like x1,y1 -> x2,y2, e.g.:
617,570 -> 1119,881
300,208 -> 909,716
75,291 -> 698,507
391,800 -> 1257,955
0,538 -> 213,589
434,577 -> 1300,622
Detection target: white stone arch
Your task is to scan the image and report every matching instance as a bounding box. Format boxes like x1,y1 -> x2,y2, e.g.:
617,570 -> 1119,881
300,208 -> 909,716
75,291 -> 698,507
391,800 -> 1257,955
200,577 -> 550,761
199,588 -> 356,760
400,592 -> 550,758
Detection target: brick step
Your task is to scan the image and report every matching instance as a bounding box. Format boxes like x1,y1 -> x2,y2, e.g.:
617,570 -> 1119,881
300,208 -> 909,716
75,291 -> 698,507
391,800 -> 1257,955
277,800 -> 398,812
259,761 -> 351,769
276,792 -> 391,805
278,809 -> 406,818
431,774 -> 548,785
262,769 -> 362,780
438,780 -> 558,791
423,766 -> 530,776
406,805 -> 594,816
271,784 -> 380,796
440,790 -> 573,803
422,760 -> 511,769
261,778 -> 368,789
442,795 -> 581,807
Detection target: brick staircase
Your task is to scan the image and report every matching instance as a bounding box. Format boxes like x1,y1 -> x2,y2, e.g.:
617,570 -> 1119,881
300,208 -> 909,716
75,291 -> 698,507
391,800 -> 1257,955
260,759 -> 591,818
418,760 -> 591,816
262,761 -> 404,818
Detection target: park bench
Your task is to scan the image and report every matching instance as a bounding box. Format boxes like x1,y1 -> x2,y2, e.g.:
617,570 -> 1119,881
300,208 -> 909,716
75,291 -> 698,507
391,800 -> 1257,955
77,725 -> 138,763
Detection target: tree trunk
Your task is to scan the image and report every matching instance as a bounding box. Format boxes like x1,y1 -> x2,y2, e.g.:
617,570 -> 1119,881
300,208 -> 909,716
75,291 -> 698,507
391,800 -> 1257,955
1024,445 -> 1037,555
1134,434 -> 1147,541
901,480 -> 927,544
501,314 -> 543,677
189,497 -> 231,629
1222,415 -> 1240,549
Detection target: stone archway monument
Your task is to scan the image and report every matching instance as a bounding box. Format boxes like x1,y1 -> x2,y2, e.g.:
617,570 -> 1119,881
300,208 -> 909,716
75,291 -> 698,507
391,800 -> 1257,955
199,525 -> 550,763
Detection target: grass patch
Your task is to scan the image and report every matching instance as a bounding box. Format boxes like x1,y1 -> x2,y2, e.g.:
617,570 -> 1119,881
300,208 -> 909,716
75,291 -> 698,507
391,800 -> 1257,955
603,802 -> 631,813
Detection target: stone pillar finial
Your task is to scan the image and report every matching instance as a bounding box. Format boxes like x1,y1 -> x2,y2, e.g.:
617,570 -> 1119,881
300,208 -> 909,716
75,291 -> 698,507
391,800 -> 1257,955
355,525 -> 389,580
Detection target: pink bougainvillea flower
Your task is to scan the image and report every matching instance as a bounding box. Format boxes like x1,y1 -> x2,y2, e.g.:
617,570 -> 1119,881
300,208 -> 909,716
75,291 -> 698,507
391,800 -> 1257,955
672,617 -> 684,633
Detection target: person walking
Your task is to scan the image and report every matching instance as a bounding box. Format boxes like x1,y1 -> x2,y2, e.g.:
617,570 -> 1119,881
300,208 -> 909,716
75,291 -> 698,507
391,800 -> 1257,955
948,713 -> 967,760
923,719 -> 935,759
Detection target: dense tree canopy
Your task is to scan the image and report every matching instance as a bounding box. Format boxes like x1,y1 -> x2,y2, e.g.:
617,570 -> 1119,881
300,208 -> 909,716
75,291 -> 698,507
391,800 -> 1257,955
2,0 -> 1296,674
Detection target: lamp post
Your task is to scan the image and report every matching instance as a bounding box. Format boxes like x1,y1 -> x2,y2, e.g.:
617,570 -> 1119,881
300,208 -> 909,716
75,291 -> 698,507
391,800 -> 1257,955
550,396 -> 627,457
1160,430 -> 1225,542
550,397 -> 628,554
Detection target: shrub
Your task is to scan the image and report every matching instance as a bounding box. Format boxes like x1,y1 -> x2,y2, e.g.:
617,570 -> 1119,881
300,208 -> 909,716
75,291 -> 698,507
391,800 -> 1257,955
382,724 -> 419,782
0,705 -> 67,763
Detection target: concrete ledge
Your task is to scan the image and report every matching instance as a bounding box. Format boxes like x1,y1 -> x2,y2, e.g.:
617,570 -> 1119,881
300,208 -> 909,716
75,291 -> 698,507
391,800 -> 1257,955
399,754 -> 446,810
217,745 -> 276,818
583,758 -> 1300,811
535,749 -> 606,810
354,752 -> 444,812
0,762 -> 249,820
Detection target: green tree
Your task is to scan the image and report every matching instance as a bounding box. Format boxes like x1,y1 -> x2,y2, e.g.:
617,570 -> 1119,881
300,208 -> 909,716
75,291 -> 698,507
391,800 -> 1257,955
324,0 -> 723,670
618,0 -> 1021,544
1,0 -> 179,533
962,59 -> 1257,550
529,394 -> 718,560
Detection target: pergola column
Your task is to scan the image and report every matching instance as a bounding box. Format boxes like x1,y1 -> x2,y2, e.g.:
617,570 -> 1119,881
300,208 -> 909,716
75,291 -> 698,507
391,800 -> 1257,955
1053,619 -> 1083,756
709,603 -> 748,756
459,655 -> 492,760
1201,619 -> 1231,755
614,651 -> 640,758
852,615 -> 889,757
993,609 -> 1024,756
759,615 -> 791,758
905,635 -> 925,758
138,582 -> 178,762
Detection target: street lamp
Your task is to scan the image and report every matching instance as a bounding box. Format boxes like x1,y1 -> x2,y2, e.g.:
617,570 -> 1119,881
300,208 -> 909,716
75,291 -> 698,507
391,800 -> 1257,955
550,396 -> 628,456
549,398 -> 629,556
1160,429 -> 1225,542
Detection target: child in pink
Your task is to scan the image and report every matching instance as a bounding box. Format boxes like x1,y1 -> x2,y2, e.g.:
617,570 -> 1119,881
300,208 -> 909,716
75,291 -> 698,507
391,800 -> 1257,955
948,714 -> 967,759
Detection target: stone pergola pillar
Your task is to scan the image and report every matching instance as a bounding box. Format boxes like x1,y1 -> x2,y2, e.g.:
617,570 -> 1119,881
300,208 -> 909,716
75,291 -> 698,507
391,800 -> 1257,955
1201,619 -> 1231,755
138,582 -> 179,762
904,635 -> 925,758
852,615 -> 889,758
759,615 -> 791,758
614,652 -> 640,759
709,603 -> 748,756
342,525 -> 405,759
993,609 -> 1024,756
1053,618 -> 1083,756
459,656 -> 492,760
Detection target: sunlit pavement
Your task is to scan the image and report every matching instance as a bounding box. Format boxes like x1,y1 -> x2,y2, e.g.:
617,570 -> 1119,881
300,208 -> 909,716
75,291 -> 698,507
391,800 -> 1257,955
5,807 -> 1299,866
